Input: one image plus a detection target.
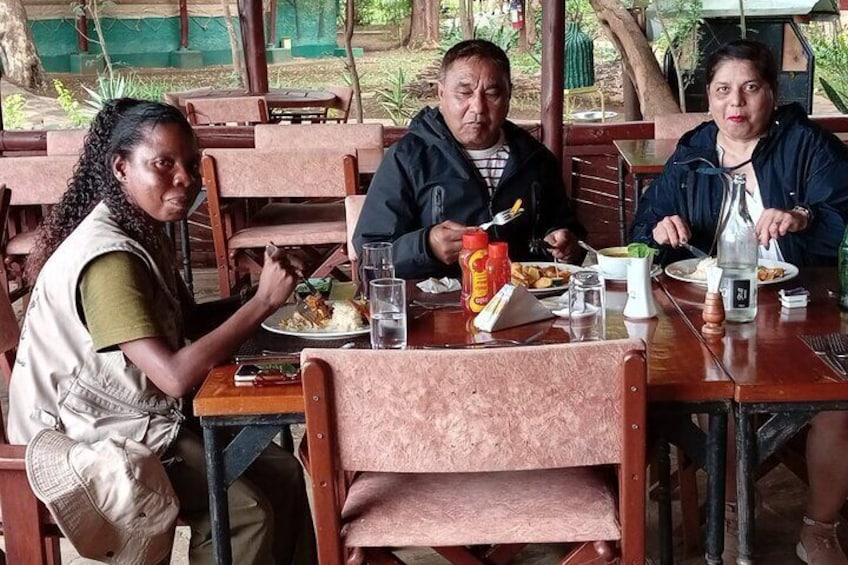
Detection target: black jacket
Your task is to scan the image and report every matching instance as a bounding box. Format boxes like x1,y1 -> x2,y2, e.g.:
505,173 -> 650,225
353,107 -> 585,278
631,103 -> 848,266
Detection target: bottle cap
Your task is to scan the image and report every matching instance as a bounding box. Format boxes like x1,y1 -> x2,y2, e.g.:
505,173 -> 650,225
462,229 -> 488,250
488,242 -> 508,258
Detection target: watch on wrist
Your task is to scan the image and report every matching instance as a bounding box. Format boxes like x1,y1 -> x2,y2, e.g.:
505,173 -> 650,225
792,204 -> 813,228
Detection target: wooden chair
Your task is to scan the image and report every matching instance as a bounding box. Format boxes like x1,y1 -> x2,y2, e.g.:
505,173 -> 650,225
654,112 -> 711,140
301,340 -> 648,565
185,96 -> 269,126
254,122 -> 383,151
0,276 -> 63,564
323,85 -> 354,123
344,195 -> 366,282
201,148 -> 359,296
0,155 -> 78,304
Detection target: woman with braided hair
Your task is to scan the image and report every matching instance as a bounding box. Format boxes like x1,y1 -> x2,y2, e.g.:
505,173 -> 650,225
10,98 -> 315,564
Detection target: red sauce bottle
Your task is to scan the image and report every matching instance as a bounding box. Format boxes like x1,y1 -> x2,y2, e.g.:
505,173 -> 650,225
486,242 -> 511,297
460,230 -> 490,315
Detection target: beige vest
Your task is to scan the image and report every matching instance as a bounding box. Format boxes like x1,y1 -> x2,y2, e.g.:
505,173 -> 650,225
8,203 -> 185,455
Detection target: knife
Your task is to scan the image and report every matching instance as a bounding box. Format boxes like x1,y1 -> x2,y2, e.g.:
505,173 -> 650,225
681,242 -> 709,259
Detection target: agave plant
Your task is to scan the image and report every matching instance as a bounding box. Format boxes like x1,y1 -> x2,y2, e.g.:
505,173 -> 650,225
82,73 -> 129,114
820,78 -> 848,115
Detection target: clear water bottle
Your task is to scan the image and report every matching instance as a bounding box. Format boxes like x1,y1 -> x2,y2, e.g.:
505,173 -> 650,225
718,173 -> 758,322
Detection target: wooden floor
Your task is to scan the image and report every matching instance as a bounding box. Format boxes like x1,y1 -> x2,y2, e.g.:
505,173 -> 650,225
2,269 -> 835,564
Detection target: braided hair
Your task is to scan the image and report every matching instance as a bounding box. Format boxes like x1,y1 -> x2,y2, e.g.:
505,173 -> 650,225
26,98 -> 197,282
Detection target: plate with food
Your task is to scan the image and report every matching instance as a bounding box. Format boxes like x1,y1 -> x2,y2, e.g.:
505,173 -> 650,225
262,296 -> 370,339
664,257 -> 799,286
510,262 -> 585,294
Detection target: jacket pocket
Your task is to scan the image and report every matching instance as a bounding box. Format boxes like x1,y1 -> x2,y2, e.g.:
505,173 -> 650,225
430,185 -> 444,225
58,380 -> 151,444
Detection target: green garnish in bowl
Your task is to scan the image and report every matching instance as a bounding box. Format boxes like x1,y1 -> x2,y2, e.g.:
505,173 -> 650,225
627,243 -> 658,258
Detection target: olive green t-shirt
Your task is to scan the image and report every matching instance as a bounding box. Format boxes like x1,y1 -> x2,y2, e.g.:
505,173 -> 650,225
79,251 -> 164,352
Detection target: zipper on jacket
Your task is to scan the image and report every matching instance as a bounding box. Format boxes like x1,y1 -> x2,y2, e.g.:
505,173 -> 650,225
431,185 -> 444,225
71,378 -> 181,418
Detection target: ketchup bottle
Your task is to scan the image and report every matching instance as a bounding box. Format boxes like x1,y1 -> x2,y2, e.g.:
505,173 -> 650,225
486,242 -> 511,297
460,230 -> 490,315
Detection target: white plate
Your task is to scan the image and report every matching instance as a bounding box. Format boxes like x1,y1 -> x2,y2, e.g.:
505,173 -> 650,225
262,302 -> 370,340
511,262 -> 585,295
589,263 -> 662,282
664,258 -> 799,286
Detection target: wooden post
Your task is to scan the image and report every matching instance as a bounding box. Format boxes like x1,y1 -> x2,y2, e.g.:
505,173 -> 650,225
267,0 -> 277,46
623,7 -> 644,121
179,0 -> 189,49
540,0 -> 565,162
76,0 -> 88,53
237,0 -> 269,94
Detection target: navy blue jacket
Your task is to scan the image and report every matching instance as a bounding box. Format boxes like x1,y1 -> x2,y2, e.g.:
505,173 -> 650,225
353,107 -> 585,278
631,103 -> 848,266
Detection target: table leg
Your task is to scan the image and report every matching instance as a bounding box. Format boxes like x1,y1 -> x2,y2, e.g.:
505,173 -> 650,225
705,411 -> 728,565
203,425 -> 232,565
617,155 -> 627,245
655,435 -> 673,565
736,408 -> 755,565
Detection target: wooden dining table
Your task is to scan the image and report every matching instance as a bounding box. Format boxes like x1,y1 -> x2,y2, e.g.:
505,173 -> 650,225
661,267 -> 848,564
194,278 -> 734,564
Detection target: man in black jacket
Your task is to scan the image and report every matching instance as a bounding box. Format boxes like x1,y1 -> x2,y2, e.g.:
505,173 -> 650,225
353,39 -> 585,278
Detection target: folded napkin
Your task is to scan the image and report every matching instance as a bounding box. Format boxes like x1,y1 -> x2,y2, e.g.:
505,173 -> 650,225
416,277 -> 461,294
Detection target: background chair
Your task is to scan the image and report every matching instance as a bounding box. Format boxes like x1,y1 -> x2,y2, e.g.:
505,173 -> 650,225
654,112 -> 711,140
45,129 -> 87,157
344,195 -> 366,282
302,340 -> 647,565
201,147 -> 359,296
323,85 -> 354,123
185,96 -> 269,126
0,155 -> 78,304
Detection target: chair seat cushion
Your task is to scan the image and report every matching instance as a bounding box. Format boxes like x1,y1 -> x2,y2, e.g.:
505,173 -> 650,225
341,468 -> 620,547
251,202 -> 344,225
6,231 -> 37,256
229,221 -> 347,248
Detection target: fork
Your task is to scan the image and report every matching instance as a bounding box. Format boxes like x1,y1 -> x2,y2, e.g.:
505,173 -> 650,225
801,335 -> 847,378
478,207 -> 524,231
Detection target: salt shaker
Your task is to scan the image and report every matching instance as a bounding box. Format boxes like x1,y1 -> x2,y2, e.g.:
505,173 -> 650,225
702,265 -> 725,337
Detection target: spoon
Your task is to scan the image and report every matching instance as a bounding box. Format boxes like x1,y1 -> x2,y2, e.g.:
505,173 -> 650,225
578,240 -> 601,256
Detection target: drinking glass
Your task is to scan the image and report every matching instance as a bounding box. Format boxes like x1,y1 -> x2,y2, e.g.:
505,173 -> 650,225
569,270 -> 606,341
360,242 -> 395,299
369,278 -> 407,349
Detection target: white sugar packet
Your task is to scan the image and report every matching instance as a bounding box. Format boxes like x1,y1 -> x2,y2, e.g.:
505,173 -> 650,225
416,277 -> 461,294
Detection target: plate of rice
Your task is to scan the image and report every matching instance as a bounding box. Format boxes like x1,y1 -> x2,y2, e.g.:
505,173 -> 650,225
262,299 -> 370,339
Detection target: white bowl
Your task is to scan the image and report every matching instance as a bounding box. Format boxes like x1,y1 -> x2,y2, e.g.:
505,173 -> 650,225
596,246 -> 630,278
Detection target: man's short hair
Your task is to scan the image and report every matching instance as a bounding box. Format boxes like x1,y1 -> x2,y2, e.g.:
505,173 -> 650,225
439,39 -> 512,88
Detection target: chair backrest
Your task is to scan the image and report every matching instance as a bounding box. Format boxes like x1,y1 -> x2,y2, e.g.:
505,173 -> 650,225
201,148 -> 356,199
344,194 -> 366,263
326,85 -> 353,121
185,96 -> 269,126
46,128 -> 88,156
0,155 -> 77,206
254,123 -> 383,151
302,340 -> 646,473
0,191 -> 20,384
162,86 -> 213,109
653,112 -> 711,140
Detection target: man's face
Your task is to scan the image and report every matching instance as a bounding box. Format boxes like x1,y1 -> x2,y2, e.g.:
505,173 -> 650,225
438,56 -> 511,150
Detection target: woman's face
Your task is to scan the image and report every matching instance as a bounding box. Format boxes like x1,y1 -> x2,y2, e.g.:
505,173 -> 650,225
113,122 -> 201,224
708,58 -> 775,143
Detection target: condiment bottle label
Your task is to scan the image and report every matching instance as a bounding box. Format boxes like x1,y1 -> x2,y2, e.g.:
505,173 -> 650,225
467,248 -> 489,312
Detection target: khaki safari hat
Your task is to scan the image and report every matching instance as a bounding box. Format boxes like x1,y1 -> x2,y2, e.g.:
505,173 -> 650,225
25,429 -> 179,564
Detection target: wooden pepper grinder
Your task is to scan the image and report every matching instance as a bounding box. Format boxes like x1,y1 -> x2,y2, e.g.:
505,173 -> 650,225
702,291 -> 726,337
702,265 -> 725,337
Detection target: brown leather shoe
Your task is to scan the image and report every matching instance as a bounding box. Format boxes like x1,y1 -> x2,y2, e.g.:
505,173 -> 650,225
797,517 -> 848,565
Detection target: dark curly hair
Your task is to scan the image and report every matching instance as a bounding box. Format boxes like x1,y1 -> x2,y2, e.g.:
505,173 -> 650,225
26,98 -> 197,282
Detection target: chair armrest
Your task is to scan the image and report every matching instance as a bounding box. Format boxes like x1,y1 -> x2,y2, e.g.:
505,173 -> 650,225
0,444 -> 27,470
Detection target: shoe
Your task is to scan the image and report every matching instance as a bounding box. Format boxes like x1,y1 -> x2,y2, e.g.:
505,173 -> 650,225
797,517 -> 848,565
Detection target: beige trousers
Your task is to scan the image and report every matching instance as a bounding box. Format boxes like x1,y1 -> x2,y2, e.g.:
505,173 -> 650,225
165,427 -> 316,565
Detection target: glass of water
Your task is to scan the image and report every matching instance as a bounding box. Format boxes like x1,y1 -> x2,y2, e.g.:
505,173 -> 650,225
569,270 -> 606,342
360,242 -> 394,299
369,278 -> 407,349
